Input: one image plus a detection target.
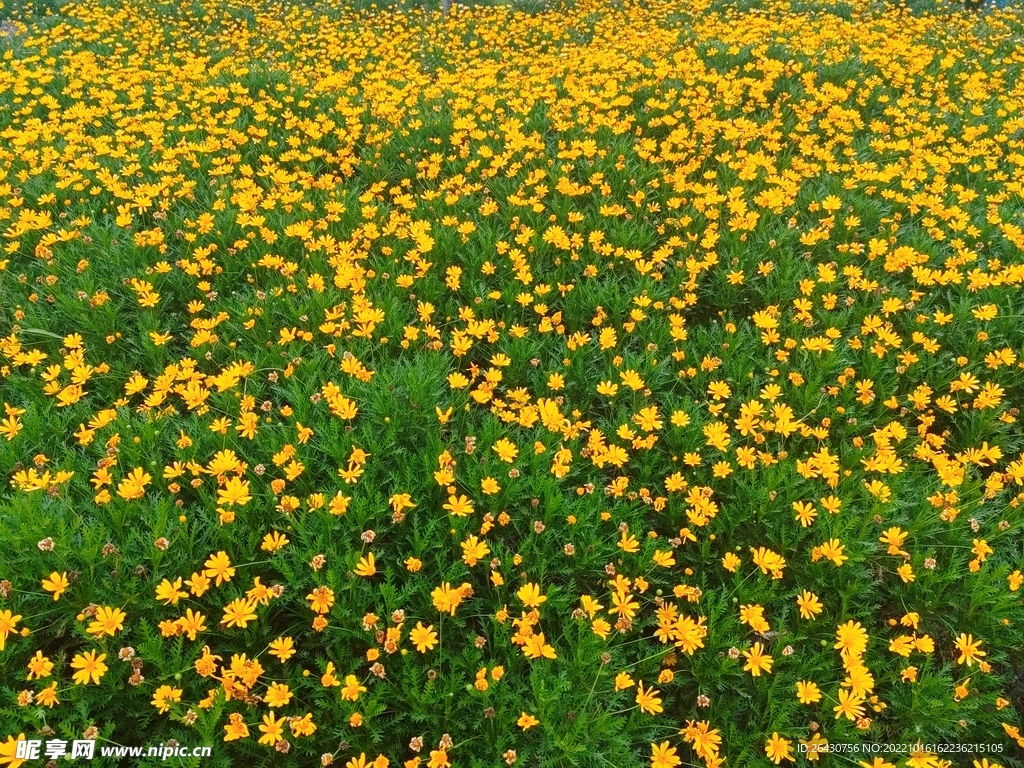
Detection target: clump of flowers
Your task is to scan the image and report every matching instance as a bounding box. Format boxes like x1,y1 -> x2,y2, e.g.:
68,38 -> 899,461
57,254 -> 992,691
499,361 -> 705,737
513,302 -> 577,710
1,0 -> 1023,764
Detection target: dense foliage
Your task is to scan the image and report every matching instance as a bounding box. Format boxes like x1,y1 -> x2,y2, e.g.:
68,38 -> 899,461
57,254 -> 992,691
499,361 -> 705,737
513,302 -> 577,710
1,0 -> 1023,765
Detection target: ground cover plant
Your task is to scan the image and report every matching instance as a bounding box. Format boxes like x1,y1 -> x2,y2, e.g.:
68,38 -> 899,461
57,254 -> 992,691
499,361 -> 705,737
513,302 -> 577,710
1,0 -> 1024,765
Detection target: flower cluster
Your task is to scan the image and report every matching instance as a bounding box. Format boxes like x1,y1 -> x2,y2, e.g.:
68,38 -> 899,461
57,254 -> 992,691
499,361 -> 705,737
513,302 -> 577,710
1,0 -> 1023,766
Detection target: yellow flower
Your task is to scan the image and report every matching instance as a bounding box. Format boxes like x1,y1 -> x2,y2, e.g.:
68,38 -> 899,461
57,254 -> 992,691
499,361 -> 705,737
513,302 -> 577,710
516,582 -> 547,608
217,476 -> 251,506
194,646 -> 221,678
222,598 -> 257,629
177,608 -> 207,641
796,680 -> 821,704
492,437 -> 519,462
954,677 -> 971,701
186,571 -> 211,597
796,590 -> 823,620
269,636 -> 296,662
86,605 -> 126,637
223,712 -> 249,742
835,620 -> 869,659
650,742 -> 681,768
431,582 -> 465,615
517,712 -> 539,730
321,661 -> 341,687
354,553 -> 376,578
0,610 -> 22,652
765,733 -> 794,764
26,651 -> 54,680
263,682 -> 292,708
40,571 -> 69,601
70,650 -> 108,685
261,531 -> 289,552
116,466 -> 151,500
0,733 -> 28,768
389,493 -> 416,516
442,494 -> 474,517
341,674 -> 367,702
258,712 -> 285,746
289,713 -> 317,738
203,551 -> 235,586
799,732 -> 829,762
522,632 -> 557,660
617,530 -> 640,553
410,622 -> 437,653
742,643 -> 773,676
35,682 -> 59,708
954,634 -> 986,666
834,688 -> 866,721
155,577 -> 188,605
635,682 -> 663,715
652,549 -> 675,568
151,684 -> 182,714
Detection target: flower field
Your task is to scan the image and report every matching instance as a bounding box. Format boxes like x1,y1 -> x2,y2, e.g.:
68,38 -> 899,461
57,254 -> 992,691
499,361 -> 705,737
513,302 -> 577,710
1,0 -> 1024,764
